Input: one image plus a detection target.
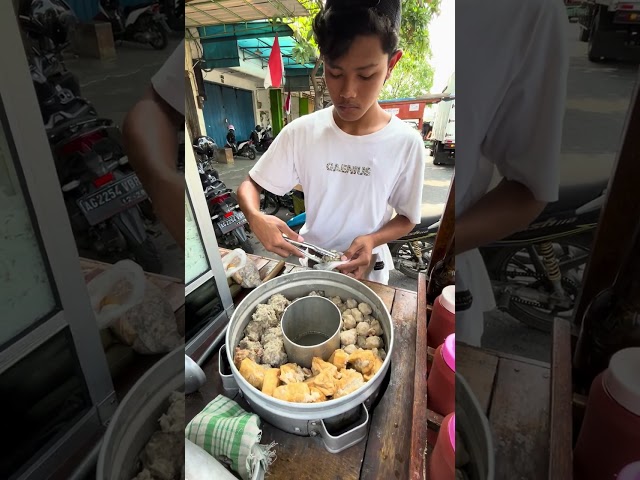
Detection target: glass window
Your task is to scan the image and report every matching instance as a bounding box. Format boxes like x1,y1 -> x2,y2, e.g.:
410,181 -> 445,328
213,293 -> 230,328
185,192 -> 210,285
0,102 -> 57,346
0,327 -> 92,478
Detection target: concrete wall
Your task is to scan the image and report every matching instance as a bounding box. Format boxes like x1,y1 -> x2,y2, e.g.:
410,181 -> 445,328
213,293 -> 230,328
185,40 -> 207,139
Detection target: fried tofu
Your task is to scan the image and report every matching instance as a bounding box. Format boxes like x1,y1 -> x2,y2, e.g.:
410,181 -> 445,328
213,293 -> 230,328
261,368 -> 281,397
304,370 -> 337,397
333,369 -> 364,399
239,358 -> 266,390
311,357 -> 339,377
348,349 -> 377,376
363,357 -> 384,382
273,382 -> 314,403
279,363 -> 305,384
328,349 -> 349,370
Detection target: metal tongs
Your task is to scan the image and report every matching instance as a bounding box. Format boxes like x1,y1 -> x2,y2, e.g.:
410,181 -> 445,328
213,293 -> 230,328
282,235 -> 346,270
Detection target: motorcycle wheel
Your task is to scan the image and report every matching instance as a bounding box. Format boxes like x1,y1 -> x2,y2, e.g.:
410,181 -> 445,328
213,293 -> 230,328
149,22 -> 168,50
131,238 -> 163,274
248,149 -> 256,160
481,233 -> 593,332
240,239 -> 254,254
260,192 -> 279,216
389,239 -> 433,279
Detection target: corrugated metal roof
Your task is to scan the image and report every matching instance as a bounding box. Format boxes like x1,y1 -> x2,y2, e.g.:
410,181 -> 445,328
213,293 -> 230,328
185,0 -> 313,27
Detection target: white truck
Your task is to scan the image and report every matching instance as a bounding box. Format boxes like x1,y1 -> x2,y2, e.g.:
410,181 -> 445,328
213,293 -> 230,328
430,73 -> 455,166
577,0 -> 640,62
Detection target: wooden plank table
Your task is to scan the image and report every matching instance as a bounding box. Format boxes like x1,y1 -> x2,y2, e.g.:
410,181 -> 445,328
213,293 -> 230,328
186,251 -> 422,480
457,343 -> 553,479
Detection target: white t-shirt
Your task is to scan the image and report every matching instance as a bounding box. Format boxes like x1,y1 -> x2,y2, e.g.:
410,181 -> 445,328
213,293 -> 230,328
249,106 -> 425,284
151,40 -> 185,116
456,0 -> 569,345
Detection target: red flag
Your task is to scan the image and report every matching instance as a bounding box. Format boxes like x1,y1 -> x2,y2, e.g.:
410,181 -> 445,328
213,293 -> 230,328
264,36 -> 284,89
284,91 -> 291,115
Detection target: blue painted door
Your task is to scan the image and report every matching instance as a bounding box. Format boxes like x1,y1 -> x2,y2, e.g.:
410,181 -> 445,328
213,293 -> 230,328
202,82 -> 255,148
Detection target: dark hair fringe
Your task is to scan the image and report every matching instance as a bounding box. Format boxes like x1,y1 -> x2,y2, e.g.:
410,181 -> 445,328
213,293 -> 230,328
312,6 -> 400,62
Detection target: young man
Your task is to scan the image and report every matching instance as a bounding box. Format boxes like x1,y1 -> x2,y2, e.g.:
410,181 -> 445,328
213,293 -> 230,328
237,0 -> 425,285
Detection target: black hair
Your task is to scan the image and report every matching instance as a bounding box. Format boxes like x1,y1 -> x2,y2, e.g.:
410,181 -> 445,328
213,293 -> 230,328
312,5 -> 400,62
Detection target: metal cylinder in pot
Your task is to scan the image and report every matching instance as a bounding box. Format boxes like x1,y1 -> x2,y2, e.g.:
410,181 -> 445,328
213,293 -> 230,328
281,296 -> 342,368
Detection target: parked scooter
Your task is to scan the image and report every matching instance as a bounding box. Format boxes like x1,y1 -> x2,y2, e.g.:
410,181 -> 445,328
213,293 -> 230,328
256,125 -> 274,153
259,189 -> 295,216
52,119 -> 163,272
196,162 -> 253,253
18,6 -> 81,96
225,125 -> 258,160
25,39 -> 162,272
225,138 -> 257,160
96,0 -> 169,50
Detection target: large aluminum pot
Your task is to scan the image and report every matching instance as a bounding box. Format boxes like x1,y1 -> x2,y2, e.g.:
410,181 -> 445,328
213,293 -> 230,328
97,346 -> 183,480
224,270 -> 394,453
456,373 -> 495,480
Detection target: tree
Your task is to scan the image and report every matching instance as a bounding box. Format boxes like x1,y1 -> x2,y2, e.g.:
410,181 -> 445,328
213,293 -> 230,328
380,0 -> 441,99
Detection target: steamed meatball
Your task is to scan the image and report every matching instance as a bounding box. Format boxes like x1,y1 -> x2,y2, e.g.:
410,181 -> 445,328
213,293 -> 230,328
344,344 -> 358,355
356,321 -> 370,336
345,298 -> 358,309
252,304 -> 278,327
349,308 -> 364,323
358,303 -> 373,315
243,321 -> 264,342
365,336 -> 383,349
262,340 -> 288,367
261,327 -> 283,345
268,294 -> 290,320
340,328 -> 357,346
367,319 -> 384,337
342,314 -> 357,330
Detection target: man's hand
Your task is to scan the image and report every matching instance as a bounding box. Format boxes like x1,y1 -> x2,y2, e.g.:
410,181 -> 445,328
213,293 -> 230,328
249,213 -> 305,259
336,235 -> 375,280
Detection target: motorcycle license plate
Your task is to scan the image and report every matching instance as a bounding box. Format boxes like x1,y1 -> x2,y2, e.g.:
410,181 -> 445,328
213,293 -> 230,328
217,211 -> 247,234
77,173 -> 148,226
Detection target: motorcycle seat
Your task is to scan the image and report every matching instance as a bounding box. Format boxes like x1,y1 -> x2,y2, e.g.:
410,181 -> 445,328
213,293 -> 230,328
545,160 -> 611,214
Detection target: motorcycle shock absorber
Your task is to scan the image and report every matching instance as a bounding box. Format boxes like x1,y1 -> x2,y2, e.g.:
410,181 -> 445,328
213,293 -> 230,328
537,241 -> 565,297
410,241 -> 426,267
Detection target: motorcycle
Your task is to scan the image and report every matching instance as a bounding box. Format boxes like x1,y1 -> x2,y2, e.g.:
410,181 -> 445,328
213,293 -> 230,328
196,163 -> 253,253
29,57 -> 96,132
259,189 -> 295,216
226,138 -> 258,160
96,0 -> 169,50
389,178 -> 606,333
52,119 -> 163,273
479,182 -> 605,332
256,125 -> 274,153
27,43 -> 162,272
18,7 -> 81,96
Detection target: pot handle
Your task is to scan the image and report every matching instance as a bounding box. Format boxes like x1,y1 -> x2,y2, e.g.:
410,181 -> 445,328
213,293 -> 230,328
218,345 -> 239,395
313,404 -> 370,454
